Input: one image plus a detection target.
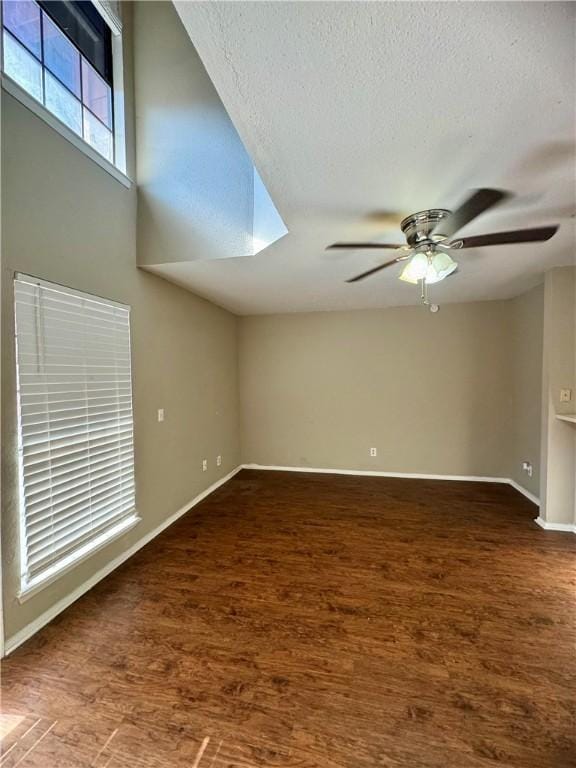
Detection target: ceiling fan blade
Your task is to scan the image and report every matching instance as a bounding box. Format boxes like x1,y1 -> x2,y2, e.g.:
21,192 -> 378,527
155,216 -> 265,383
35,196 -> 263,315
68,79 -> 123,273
346,256 -> 408,283
327,242 -> 404,250
452,225 -> 559,249
363,210 -> 407,227
435,188 -> 512,239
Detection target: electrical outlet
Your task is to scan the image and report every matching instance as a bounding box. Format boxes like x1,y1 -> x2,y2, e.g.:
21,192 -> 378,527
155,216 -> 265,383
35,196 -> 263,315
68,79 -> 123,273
157,408 -> 164,422
202,459 -> 208,472
560,389 -> 572,403
522,461 -> 533,478
370,447 -> 377,457
216,455 -> 222,467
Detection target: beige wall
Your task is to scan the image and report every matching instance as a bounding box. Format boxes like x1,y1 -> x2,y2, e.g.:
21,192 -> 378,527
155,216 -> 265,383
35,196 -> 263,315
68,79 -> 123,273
135,0 -> 254,269
509,285 -> 544,496
540,267 -> 576,526
1,7 -> 240,642
239,302 -> 516,478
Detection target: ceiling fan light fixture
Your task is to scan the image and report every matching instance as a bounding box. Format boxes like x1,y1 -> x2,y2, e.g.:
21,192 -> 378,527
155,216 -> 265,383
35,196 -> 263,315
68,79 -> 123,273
430,251 -> 458,281
399,250 -> 458,285
334,190 -> 560,286
398,252 -> 428,284
422,267 -> 444,285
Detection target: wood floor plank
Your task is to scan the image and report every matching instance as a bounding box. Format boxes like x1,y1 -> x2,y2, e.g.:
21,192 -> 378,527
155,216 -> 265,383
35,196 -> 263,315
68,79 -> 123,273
1,470 -> 575,767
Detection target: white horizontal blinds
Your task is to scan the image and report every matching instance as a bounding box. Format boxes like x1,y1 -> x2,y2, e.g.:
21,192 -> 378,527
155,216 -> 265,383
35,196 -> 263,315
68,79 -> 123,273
14,274 -> 136,590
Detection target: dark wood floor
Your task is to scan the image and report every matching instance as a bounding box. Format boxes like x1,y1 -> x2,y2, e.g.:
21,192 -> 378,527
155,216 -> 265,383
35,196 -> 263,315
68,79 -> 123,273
1,470 -> 575,767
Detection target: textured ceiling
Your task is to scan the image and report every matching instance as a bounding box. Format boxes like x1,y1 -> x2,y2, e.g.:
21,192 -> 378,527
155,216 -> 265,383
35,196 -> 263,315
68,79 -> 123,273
171,1 -> 575,315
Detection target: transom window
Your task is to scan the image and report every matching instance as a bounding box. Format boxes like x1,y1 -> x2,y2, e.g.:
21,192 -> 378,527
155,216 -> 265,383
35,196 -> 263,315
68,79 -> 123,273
2,0 -> 114,162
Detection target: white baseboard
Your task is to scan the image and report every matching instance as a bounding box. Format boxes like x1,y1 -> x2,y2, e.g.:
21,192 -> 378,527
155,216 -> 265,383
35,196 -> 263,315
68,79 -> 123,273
508,479 -> 540,507
241,463 -> 510,484
242,464 -> 543,508
534,517 -> 576,533
3,466 -> 243,657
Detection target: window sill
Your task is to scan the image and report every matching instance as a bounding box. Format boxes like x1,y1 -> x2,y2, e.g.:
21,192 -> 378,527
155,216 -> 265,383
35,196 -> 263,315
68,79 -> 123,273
2,74 -> 133,190
18,514 -> 141,602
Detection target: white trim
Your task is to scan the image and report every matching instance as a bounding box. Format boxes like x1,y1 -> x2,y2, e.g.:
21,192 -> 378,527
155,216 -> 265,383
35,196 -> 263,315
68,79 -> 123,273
15,272 -> 130,310
1,76 -> 132,189
18,515 -> 141,602
3,466 -> 242,656
555,413 -> 576,424
109,14 -> 127,175
241,463 -> 509,483
242,464 -> 545,508
508,479 -> 540,507
534,517 -> 576,533
92,1 -> 123,35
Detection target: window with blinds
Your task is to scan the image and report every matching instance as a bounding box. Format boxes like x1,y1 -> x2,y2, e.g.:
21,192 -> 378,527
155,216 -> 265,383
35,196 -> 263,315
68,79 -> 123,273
14,274 -> 137,594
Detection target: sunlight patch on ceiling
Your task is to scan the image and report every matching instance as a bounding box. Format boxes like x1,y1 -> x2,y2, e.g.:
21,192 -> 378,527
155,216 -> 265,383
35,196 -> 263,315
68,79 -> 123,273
251,167 -> 288,255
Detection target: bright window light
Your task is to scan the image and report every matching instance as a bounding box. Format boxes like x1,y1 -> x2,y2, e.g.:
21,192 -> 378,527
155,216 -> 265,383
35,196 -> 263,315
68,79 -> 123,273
1,0 -> 115,163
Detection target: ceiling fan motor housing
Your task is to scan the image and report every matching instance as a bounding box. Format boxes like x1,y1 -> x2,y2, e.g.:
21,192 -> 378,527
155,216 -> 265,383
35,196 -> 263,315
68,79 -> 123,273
400,209 -> 451,247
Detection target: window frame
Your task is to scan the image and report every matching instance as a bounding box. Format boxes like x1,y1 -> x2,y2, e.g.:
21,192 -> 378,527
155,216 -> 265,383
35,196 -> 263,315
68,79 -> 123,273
0,0 -> 130,186
13,273 -> 140,600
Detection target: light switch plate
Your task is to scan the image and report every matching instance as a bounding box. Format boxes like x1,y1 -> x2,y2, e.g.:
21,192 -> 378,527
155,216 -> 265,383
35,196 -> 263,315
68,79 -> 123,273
560,389 -> 572,403
157,408 -> 165,422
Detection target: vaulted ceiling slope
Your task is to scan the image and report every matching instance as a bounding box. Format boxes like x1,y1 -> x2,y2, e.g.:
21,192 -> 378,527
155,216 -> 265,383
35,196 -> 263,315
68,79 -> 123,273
135,1 -> 287,272
173,1 -> 575,315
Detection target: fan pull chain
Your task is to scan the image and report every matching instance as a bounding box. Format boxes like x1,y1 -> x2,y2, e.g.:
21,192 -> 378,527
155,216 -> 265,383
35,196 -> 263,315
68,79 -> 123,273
420,278 -> 429,306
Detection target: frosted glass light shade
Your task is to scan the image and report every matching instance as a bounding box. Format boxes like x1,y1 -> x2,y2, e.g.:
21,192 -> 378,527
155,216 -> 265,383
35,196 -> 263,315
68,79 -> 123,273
399,251 -> 457,284
399,252 -> 429,283
431,251 -> 458,280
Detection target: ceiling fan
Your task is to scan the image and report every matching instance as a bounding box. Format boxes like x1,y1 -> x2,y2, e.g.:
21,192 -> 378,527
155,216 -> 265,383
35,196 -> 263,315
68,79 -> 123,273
327,189 -> 559,292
